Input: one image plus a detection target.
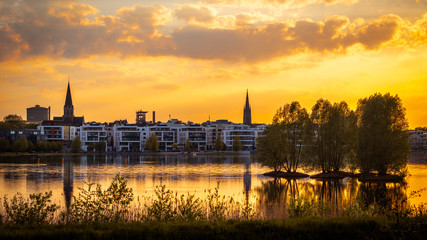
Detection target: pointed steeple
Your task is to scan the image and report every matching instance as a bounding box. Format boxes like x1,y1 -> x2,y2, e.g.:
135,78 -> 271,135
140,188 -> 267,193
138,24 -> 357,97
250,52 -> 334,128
65,80 -> 73,108
63,79 -> 74,119
245,89 -> 250,109
243,89 -> 252,125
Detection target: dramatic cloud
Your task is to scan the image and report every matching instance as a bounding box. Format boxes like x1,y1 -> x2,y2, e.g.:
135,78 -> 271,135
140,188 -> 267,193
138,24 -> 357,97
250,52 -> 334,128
0,0 -> 425,62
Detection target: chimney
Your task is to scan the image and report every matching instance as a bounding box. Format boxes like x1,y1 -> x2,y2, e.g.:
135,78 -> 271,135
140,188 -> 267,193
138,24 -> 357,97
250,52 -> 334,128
48,106 -> 51,120
152,111 -> 156,123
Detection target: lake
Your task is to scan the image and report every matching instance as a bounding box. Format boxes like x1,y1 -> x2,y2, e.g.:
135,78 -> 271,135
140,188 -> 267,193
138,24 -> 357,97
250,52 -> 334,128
0,153 -> 426,218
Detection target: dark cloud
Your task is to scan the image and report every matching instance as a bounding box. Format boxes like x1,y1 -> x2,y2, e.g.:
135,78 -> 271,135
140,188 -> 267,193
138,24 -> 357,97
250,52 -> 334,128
0,1 -> 417,62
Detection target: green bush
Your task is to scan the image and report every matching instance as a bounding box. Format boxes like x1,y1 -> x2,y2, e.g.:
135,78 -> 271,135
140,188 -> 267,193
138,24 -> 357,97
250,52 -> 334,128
2,191 -> 59,225
63,174 -> 134,223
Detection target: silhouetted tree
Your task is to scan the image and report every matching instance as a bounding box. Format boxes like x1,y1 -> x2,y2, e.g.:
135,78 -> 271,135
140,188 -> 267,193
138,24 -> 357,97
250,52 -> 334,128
71,136 -> 82,153
356,93 -> 409,175
185,138 -> 191,152
95,142 -> 105,152
11,136 -> 28,152
272,101 -> 309,172
87,142 -> 95,152
307,100 -> 356,172
27,141 -> 35,152
0,138 -> 10,152
257,124 -> 287,172
232,135 -> 242,152
215,133 -> 223,152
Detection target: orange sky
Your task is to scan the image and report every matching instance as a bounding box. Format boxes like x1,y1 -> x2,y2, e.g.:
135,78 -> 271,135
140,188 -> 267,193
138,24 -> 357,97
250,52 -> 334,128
0,0 -> 426,127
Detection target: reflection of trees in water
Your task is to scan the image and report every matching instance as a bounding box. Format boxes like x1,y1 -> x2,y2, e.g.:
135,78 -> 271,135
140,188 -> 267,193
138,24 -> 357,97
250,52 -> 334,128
358,182 -> 407,214
255,178 -> 365,217
255,178 -> 301,218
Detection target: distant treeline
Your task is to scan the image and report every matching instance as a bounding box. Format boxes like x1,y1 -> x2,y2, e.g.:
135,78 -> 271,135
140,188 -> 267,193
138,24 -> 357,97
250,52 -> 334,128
257,92 -> 409,176
0,137 -> 63,153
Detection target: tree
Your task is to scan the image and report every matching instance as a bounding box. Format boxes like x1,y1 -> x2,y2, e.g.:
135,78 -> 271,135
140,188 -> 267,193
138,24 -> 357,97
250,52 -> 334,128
0,114 -> 26,129
71,136 -> 82,153
11,136 -> 28,152
56,142 -> 63,152
95,142 -> 105,152
87,142 -> 95,152
256,124 -> 287,172
356,93 -> 409,175
215,133 -> 223,152
3,114 -> 23,122
0,138 -> 10,152
307,100 -> 356,173
145,133 -> 159,152
27,141 -> 35,152
38,141 -> 48,152
185,138 -> 191,152
172,142 -> 178,151
232,135 -> 242,152
271,101 -> 309,172
46,141 -> 53,152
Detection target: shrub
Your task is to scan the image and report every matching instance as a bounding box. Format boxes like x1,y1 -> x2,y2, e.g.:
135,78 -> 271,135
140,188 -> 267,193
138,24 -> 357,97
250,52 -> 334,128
2,191 -> 59,225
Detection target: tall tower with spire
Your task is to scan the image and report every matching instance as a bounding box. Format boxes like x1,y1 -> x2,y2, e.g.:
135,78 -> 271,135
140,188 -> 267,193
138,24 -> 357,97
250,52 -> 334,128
243,90 -> 252,125
63,81 -> 74,121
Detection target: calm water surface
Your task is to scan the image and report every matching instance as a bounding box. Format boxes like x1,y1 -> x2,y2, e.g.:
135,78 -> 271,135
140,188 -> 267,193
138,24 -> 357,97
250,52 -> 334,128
0,153 -> 426,216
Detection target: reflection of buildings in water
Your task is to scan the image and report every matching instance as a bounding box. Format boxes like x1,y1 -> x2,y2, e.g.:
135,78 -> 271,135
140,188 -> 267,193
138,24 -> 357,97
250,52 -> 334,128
63,157 -> 73,210
243,157 -> 251,202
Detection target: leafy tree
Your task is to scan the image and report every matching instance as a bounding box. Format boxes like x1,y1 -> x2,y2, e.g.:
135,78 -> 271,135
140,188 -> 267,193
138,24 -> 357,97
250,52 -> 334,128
71,136 -> 82,153
356,93 -> 409,175
0,138 -> 10,152
271,101 -> 309,172
27,141 -> 35,152
11,136 -> 28,152
307,100 -> 356,172
145,133 -> 159,152
232,135 -> 242,152
185,138 -> 191,152
38,141 -> 48,152
46,142 -> 56,152
4,114 -> 23,122
87,142 -> 95,152
0,114 -> 26,129
215,133 -> 223,152
172,142 -> 178,151
256,124 -> 287,172
95,142 -> 105,152
56,141 -> 63,152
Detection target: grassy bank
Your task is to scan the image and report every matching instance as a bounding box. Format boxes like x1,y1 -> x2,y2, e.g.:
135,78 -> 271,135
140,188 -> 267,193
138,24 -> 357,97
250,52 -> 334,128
0,217 -> 426,240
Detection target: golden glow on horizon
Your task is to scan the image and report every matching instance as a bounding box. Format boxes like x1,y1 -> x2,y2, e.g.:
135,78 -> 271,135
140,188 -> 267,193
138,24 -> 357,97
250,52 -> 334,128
0,0 -> 426,127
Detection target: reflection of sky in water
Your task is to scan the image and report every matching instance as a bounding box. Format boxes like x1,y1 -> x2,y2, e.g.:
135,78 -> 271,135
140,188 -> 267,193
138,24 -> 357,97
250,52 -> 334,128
0,154 -> 426,214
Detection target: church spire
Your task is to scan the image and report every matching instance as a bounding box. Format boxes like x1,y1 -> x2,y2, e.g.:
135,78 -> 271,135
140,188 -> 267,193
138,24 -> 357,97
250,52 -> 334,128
243,89 -> 252,125
65,80 -> 73,108
63,79 -> 74,118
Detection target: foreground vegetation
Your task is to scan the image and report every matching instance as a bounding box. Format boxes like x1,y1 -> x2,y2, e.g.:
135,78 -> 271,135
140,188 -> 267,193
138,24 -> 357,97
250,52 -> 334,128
0,175 -> 426,239
0,216 -> 426,240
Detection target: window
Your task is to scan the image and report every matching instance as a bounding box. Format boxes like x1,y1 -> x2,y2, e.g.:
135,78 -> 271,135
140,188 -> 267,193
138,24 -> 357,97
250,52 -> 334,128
18,131 -> 23,134
10,131 -> 15,134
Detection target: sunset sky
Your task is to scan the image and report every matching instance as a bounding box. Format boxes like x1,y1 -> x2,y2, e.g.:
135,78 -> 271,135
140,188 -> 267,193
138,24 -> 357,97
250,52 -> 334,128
0,0 -> 426,127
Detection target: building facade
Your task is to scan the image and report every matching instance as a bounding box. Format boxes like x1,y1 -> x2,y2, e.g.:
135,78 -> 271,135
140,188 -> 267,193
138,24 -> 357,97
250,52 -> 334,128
27,105 -> 50,123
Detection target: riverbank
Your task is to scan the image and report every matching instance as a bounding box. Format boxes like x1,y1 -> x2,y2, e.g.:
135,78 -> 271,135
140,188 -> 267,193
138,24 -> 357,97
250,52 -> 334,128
0,217 -> 425,240
0,151 -> 249,157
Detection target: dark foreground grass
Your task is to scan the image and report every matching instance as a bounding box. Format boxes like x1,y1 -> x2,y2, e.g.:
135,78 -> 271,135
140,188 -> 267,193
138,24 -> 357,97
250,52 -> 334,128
1,216 -> 426,240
